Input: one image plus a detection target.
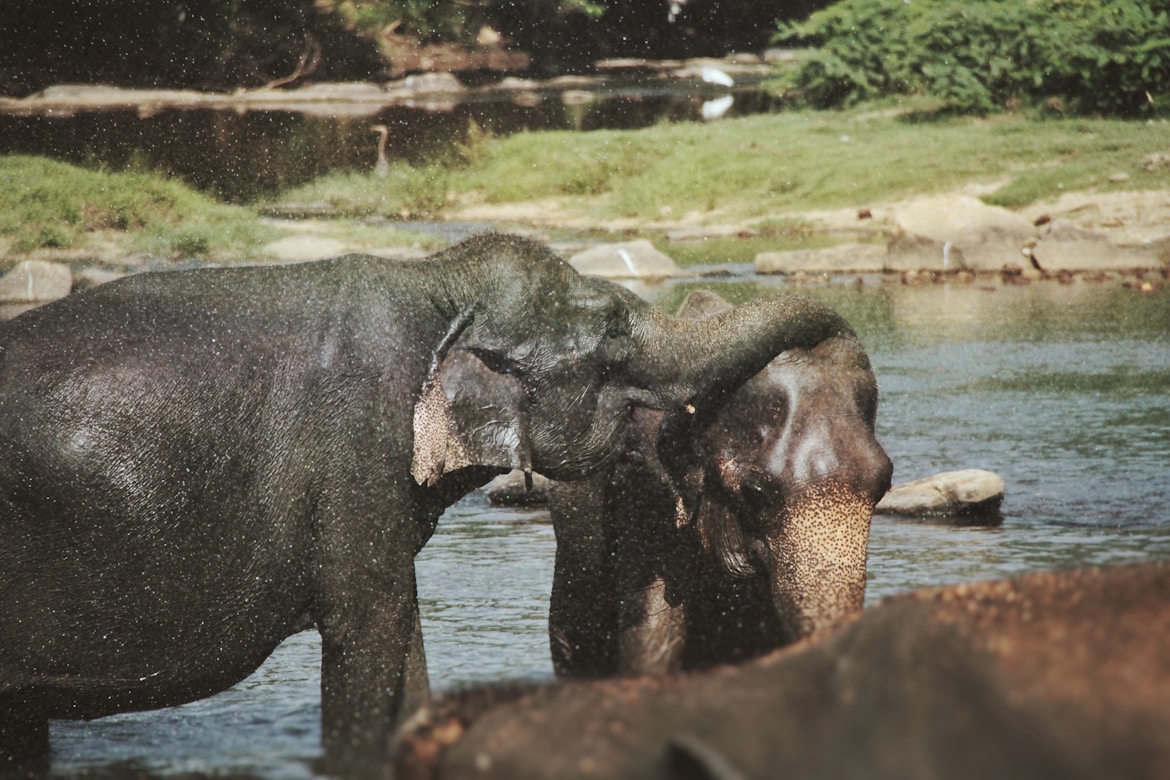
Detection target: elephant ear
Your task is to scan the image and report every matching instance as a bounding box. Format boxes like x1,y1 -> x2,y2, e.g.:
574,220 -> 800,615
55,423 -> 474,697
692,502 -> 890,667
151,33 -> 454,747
669,290 -> 757,577
696,492 -> 758,579
411,311 -> 533,487
659,402 -> 759,580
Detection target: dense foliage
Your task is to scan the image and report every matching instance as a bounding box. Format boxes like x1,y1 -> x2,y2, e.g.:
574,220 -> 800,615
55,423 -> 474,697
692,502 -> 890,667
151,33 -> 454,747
774,0 -> 1170,116
0,0 -> 813,94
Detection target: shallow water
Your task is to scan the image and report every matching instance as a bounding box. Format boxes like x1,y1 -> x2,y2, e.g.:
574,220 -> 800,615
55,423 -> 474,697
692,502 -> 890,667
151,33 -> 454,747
45,277 -> 1170,778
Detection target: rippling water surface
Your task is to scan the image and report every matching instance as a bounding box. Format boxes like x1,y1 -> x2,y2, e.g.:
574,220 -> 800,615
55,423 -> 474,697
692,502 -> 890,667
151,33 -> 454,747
47,277 -> 1170,778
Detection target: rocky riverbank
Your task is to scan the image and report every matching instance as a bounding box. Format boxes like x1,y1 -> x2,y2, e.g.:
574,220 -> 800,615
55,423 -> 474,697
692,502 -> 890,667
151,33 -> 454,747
2,190 -> 1165,313
248,188 -> 1170,285
451,189 -> 1170,286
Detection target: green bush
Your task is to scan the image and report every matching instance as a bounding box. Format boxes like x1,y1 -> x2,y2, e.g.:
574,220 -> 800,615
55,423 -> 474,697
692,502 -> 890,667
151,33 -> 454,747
775,0 -> 1170,116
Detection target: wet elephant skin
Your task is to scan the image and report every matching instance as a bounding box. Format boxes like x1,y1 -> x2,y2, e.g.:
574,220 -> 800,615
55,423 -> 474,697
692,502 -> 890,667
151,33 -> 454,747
0,234 -> 858,774
392,561 -> 1170,780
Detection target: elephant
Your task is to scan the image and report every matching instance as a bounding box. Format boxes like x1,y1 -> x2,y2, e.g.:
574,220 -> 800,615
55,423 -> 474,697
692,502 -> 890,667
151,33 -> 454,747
549,289 -> 892,677
0,233 -> 857,773
390,562 -> 1170,780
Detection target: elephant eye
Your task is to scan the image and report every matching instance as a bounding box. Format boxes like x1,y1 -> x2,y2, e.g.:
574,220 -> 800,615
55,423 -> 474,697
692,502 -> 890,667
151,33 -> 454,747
739,479 -> 772,517
766,397 -> 789,423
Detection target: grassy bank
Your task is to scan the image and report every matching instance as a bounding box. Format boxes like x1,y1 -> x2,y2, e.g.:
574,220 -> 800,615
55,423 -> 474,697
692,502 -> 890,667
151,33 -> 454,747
5,109 -> 1170,263
289,109 -> 1170,225
0,155 -> 283,262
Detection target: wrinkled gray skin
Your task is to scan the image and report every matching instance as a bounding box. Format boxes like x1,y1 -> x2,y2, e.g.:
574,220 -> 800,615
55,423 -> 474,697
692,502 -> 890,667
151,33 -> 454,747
549,289 -> 892,677
0,234 -> 855,773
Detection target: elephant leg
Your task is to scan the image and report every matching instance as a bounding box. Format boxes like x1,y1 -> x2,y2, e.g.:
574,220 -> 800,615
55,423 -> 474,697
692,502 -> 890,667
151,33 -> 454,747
549,540 -> 620,677
317,536 -> 423,777
403,593 -> 431,715
549,480 -> 620,678
617,575 -> 686,676
319,589 -> 420,775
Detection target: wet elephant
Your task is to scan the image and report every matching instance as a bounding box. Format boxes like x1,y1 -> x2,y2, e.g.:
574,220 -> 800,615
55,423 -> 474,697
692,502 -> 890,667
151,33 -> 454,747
391,562 -> 1170,780
549,289 -> 892,676
0,234 -> 856,772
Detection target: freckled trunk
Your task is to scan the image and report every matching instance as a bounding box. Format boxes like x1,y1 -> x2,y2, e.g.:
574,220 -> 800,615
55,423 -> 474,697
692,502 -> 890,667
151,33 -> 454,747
766,484 -> 874,643
628,295 -> 855,411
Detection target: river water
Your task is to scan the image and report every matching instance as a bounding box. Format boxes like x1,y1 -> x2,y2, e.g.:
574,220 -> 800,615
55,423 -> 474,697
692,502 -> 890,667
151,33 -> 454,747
42,271 -> 1170,779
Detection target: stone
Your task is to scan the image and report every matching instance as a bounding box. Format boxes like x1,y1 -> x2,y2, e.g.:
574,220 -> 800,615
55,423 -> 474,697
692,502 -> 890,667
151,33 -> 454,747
0,260 -> 72,303
485,470 -> 551,506
72,267 -> 126,291
1029,219 -> 1163,272
876,469 -> 1004,522
755,243 -> 887,275
486,469 -> 1004,516
568,240 -> 684,279
887,195 -> 1037,273
390,562 -> 1170,780
261,236 -> 349,263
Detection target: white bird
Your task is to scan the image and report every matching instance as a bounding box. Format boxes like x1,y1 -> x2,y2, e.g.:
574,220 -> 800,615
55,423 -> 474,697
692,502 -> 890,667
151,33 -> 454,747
371,124 -> 390,178
700,67 -> 735,88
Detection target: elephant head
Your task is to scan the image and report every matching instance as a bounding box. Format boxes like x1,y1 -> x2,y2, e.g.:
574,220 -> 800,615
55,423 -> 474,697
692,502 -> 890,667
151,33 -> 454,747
669,290 -> 892,648
409,234 -> 856,496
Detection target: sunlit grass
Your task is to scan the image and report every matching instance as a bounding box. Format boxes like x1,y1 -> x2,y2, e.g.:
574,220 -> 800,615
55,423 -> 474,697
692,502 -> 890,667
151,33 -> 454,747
277,165 -> 451,219
443,110 -> 1170,221
0,155 -> 279,259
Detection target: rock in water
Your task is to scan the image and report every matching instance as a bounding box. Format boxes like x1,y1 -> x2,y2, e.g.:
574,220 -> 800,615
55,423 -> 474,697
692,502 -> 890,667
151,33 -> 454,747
876,469 -> 1004,523
0,260 -> 72,303
887,195 -> 1035,273
569,240 -> 683,279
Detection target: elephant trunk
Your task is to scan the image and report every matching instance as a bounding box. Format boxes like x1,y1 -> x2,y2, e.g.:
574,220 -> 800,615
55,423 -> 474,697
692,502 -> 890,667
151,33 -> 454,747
763,483 -> 874,642
628,295 -> 856,411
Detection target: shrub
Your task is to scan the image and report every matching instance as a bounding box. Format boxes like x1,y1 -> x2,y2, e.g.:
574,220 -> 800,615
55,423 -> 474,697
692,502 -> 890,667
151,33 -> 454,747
774,0 -> 1170,116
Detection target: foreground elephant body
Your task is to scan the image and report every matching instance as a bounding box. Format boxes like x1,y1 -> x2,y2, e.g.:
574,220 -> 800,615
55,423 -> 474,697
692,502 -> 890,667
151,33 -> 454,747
393,561 -> 1170,780
549,290 -> 892,676
0,234 -> 857,770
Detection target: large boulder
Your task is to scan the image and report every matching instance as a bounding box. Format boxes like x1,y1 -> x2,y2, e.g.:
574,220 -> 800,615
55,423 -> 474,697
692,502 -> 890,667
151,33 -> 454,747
568,240 -> 683,279
390,561 -> 1170,780
755,242 -> 886,275
876,469 -> 1004,523
485,470 -> 551,506
0,260 -> 72,303
261,236 -> 349,263
1029,219 -> 1165,273
887,195 -> 1036,273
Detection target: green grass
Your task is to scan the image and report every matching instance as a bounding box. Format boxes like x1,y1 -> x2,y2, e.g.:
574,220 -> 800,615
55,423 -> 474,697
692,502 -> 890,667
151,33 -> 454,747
277,165 -> 451,219
438,110 -> 1170,222
0,155 -> 278,259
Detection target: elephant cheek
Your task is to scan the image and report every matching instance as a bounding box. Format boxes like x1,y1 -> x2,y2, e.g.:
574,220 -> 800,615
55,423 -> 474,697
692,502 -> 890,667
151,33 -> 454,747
766,484 -> 874,642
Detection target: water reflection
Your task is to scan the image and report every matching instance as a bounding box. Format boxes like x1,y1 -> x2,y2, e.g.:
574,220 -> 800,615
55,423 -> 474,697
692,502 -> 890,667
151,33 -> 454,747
43,278 -> 1170,778
1,82 -> 778,203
